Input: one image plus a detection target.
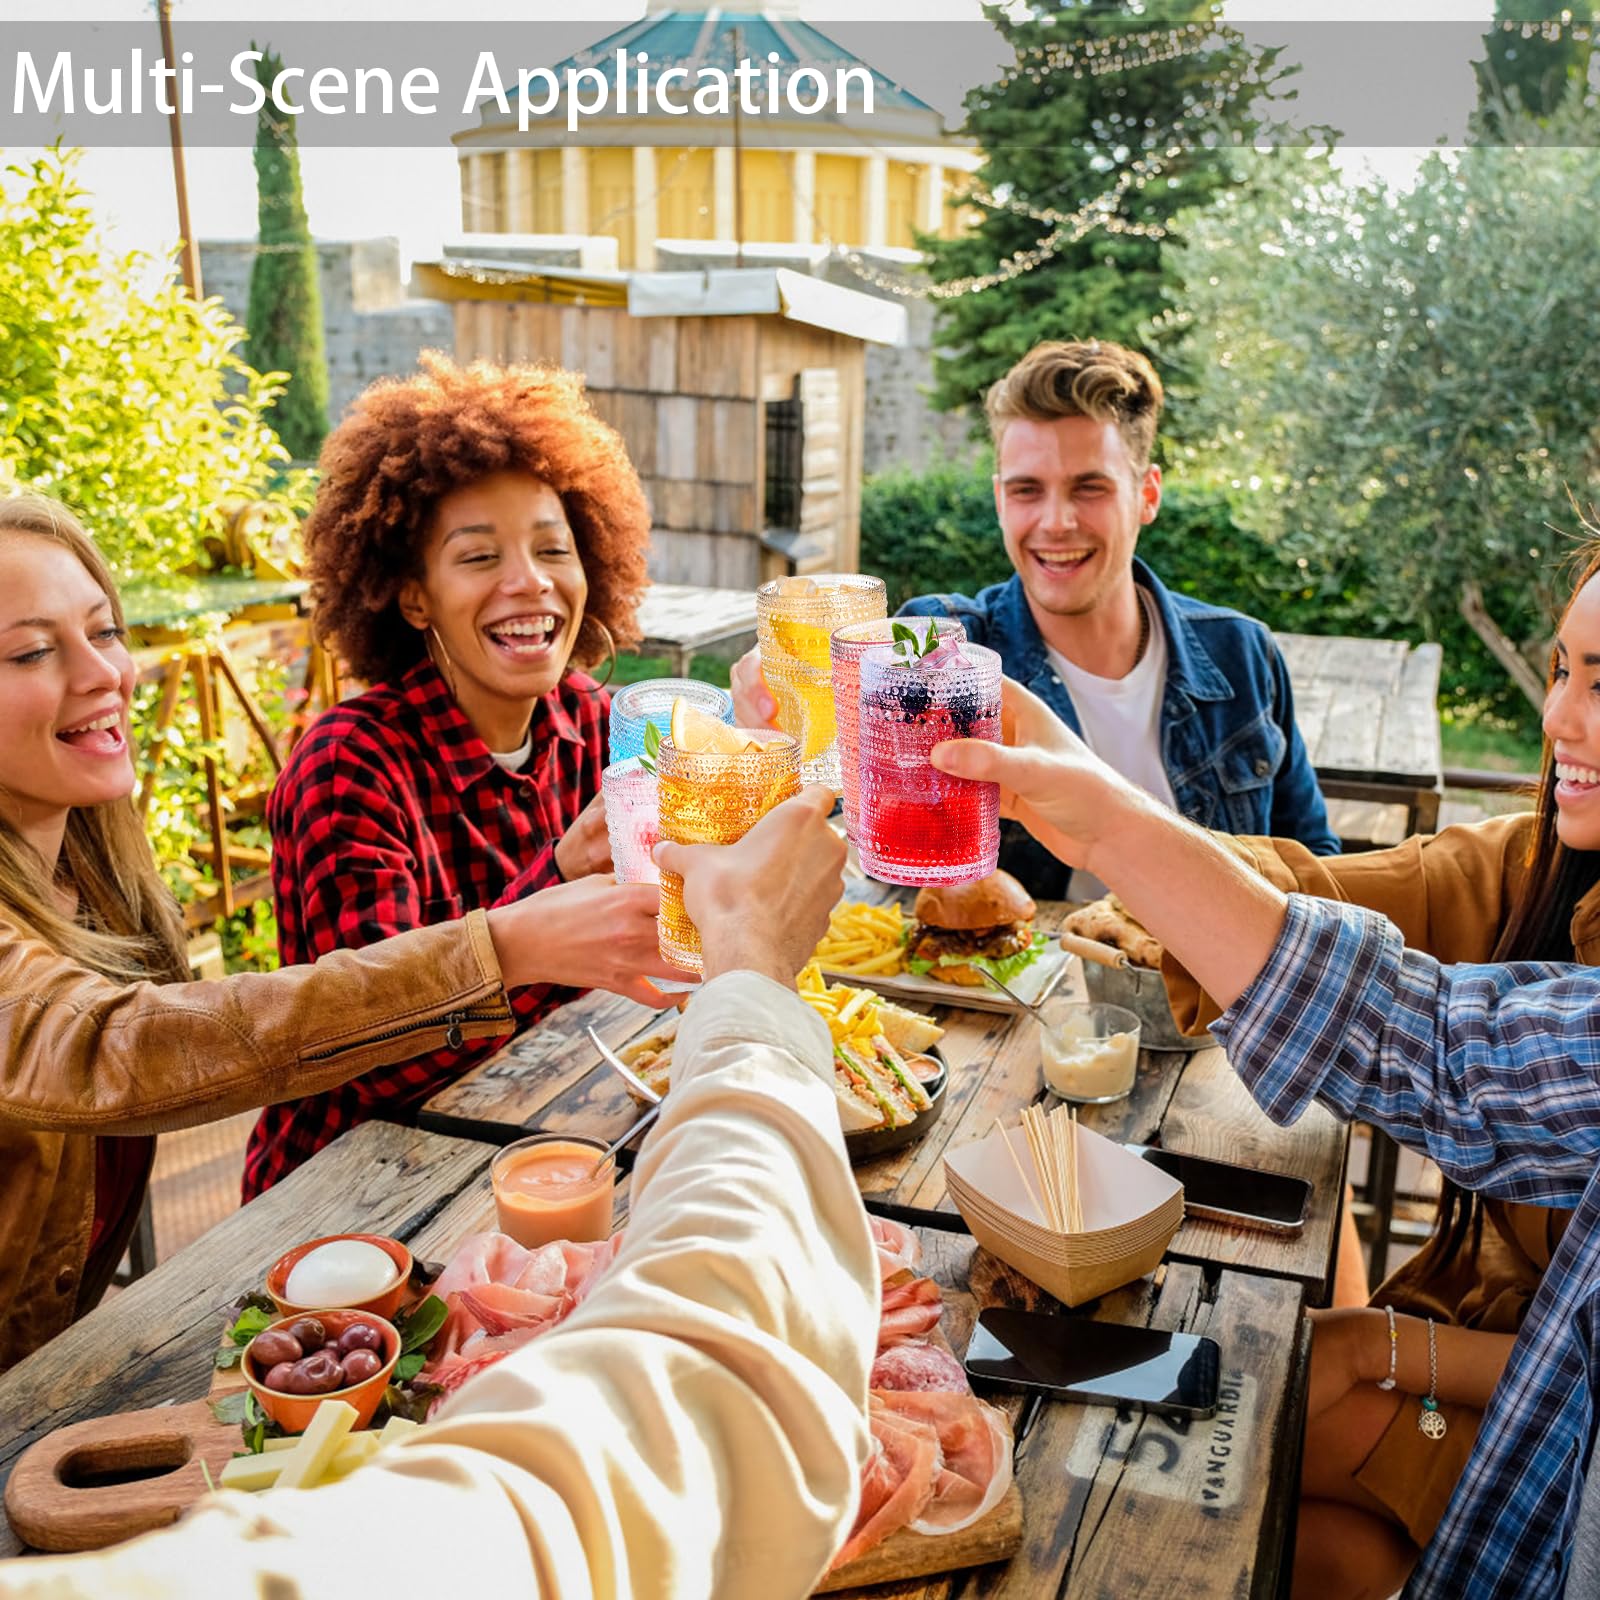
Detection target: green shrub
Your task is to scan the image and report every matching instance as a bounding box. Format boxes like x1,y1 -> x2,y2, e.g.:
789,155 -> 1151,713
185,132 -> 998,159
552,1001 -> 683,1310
0,146 -> 310,579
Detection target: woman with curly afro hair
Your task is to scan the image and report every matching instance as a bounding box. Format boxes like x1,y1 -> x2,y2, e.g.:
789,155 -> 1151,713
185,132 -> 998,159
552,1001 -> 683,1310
246,354 -> 692,1196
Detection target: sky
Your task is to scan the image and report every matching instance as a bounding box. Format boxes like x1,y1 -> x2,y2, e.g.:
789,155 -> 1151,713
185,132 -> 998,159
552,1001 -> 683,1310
6,0 -> 1500,274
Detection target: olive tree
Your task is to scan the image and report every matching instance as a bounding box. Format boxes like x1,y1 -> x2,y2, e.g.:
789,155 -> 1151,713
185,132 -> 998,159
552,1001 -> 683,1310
1166,110 -> 1600,712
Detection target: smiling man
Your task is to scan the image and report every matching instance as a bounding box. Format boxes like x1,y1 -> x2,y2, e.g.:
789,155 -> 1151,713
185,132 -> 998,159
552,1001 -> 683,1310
899,339 -> 1338,897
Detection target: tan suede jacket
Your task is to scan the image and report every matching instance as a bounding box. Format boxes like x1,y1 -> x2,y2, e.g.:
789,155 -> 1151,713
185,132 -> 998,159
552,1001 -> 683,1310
0,909 -> 513,1372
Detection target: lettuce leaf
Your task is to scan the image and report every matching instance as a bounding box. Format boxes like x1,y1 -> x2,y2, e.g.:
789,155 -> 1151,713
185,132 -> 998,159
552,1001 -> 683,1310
906,930 -> 1051,986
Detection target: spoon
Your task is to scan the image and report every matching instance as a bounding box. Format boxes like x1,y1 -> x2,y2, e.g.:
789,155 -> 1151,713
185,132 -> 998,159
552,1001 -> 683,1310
977,967 -> 1046,1016
592,1101 -> 663,1173
587,1024 -> 662,1105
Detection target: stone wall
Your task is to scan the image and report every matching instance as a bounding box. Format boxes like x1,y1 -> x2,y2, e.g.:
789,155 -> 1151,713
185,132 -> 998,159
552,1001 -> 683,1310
198,239 -> 453,436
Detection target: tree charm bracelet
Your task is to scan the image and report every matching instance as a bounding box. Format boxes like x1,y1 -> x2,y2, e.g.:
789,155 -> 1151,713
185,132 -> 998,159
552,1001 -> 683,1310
1419,1315 -> 1447,1440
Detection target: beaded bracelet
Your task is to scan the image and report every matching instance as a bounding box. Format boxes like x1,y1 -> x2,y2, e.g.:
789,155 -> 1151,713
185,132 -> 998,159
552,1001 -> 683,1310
1376,1303 -> 1399,1391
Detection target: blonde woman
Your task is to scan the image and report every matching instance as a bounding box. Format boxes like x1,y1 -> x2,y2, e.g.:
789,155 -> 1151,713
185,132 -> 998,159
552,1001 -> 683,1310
0,492 -> 670,1372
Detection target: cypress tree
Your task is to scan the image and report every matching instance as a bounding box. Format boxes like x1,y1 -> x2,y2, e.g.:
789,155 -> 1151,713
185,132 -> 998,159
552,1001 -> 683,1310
246,47 -> 330,462
921,1 -> 1287,432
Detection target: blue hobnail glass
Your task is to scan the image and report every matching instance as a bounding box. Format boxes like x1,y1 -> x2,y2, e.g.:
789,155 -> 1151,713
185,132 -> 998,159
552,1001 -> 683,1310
608,678 -> 734,765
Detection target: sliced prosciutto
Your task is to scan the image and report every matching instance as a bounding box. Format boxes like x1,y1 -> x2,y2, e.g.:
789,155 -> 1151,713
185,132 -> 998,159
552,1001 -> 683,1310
878,1276 -> 944,1351
420,1231 -> 623,1410
832,1396 -> 941,1567
872,1389 -> 1014,1537
869,1339 -> 969,1393
868,1215 -> 922,1287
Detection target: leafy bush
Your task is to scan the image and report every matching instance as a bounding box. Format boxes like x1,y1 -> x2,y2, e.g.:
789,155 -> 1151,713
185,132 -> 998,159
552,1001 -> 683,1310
0,146 -> 310,579
861,456 -> 1538,738
861,453 -> 1007,611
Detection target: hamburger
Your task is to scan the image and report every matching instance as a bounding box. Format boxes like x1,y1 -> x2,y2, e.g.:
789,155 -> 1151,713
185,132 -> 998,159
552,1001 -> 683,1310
906,870 -> 1047,989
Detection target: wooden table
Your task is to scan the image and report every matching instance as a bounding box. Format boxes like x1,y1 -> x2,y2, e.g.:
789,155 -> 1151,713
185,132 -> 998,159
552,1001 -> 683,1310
0,1122 -> 1311,1595
1275,631 -> 1444,836
421,898 -> 1348,1304
635,583 -> 757,675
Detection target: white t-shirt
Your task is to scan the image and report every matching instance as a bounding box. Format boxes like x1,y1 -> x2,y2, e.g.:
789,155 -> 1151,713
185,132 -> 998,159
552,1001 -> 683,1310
1045,589 -> 1177,900
489,731 -> 533,773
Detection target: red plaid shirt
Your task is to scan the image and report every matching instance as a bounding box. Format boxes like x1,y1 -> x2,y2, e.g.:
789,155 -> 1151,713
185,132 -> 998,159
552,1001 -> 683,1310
244,656 -> 608,1198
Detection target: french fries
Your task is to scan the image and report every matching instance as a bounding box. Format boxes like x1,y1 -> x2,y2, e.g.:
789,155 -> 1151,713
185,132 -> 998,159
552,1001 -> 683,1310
796,963 -> 942,1056
811,901 -> 909,976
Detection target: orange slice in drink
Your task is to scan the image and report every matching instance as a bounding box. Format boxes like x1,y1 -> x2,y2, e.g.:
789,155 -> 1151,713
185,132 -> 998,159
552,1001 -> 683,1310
669,698 -> 749,756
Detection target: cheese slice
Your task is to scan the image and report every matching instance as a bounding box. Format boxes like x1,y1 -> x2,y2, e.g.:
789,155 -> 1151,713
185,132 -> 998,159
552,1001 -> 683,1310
274,1400 -> 359,1489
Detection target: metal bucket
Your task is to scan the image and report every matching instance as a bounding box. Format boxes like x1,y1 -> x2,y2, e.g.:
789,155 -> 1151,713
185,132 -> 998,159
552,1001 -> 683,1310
1081,960 -> 1210,1053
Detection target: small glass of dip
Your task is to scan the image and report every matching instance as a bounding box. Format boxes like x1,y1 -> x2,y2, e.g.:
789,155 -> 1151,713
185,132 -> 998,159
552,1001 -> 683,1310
491,1134 -> 617,1248
1036,1000 -> 1141,1105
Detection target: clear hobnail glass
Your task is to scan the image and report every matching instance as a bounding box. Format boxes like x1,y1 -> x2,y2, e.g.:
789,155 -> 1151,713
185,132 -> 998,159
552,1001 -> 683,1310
601,759 -> 661,885
756,575 -> 887,789
856,640 -> 1002,887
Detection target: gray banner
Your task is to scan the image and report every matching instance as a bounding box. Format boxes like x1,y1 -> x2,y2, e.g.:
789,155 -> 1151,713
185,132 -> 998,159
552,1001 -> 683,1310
0,20 -> 1585,148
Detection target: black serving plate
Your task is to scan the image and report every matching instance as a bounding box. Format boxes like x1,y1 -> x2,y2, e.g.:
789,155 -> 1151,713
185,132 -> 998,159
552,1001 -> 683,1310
844,1046 -> 949,1163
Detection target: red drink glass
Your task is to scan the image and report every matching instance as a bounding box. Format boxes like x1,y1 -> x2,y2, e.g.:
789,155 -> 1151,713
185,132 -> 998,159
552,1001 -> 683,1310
856,638 -> 1002,886
831,617 -> 965,844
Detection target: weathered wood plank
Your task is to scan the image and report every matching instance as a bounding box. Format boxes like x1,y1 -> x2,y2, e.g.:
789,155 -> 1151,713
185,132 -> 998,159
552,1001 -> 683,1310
418,986 -> 660,1136
1373,641 -> 1445,784
1004,1265 -> 1304,1599
1312,683 -> 1385,777
1159,1046 -> 1347,1302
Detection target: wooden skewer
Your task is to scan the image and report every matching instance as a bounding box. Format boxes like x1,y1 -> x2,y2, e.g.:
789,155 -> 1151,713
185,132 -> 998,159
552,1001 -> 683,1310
1068,1107 -> 1083,1234
1021,1106 -> 1061,1231
992,1117 -> 1046,1222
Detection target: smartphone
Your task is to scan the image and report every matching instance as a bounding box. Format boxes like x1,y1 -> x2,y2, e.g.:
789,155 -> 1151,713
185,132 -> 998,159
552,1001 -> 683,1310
964,1307 -> 1220,1419
1125,1144 -> 1312,1234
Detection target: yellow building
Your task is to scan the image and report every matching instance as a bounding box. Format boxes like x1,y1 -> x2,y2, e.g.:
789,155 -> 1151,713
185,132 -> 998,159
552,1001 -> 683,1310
452,2 -> 978,270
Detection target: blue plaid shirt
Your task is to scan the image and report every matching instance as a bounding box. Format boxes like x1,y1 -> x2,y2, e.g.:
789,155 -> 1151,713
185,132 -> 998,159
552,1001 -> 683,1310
1214,894 -> 1600,1598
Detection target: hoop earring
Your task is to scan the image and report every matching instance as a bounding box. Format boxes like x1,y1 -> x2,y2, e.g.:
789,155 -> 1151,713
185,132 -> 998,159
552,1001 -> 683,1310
428,626 -> 460,700
584,617 -> 617,690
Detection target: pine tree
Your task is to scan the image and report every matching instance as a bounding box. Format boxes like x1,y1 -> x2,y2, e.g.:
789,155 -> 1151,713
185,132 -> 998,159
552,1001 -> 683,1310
922,1 -> 1287,431
246,48 -> 330,462
1474,0 -> 1593,133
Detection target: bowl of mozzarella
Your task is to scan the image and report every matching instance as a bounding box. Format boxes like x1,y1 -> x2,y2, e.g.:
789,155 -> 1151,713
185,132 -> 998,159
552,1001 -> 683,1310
265,1232 -> 412,1322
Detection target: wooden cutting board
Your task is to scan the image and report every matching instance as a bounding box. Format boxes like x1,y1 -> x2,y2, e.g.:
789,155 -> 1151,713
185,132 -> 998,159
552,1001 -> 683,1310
816,1482 -> 1024,1593
3,1399 -> 243,1553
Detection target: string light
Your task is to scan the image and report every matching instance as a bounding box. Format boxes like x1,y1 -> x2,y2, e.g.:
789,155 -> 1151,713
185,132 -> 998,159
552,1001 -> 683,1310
833,65 -> 1252,301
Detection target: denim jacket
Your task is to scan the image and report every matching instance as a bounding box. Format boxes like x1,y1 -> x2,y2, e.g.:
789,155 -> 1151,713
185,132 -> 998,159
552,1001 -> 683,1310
901,561 -> 1339,899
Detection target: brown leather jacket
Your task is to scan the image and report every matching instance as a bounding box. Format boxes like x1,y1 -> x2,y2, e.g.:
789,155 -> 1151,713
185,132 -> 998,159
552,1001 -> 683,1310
0,909 -> 512,1373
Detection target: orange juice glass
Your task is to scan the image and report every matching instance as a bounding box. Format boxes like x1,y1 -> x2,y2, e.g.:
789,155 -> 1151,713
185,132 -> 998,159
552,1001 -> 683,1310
491,1134 -> 616,1248
656,730 -> 801,972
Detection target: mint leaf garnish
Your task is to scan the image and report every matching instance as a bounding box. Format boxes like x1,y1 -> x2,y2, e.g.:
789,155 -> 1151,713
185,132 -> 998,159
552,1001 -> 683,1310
639,719 -> 662,775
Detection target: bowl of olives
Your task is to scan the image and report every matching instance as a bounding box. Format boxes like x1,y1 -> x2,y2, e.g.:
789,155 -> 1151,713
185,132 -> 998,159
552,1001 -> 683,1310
242,1308 -> 401,1431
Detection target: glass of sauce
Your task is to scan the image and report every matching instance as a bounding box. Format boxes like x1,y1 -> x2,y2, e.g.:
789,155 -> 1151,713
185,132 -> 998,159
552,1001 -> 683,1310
1036,1000 -> 1141,1105
491,1134 -> 617,1248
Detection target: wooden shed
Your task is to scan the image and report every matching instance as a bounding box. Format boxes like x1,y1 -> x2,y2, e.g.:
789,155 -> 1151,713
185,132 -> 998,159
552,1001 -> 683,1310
413,260 -> 907,586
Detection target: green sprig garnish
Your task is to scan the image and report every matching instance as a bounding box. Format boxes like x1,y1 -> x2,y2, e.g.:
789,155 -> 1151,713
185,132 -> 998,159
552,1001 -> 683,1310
890,620 -> 941,663
639,719 -> 662,775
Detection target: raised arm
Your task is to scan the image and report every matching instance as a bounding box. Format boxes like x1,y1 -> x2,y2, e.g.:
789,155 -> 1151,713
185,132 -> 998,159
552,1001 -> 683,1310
931,679 -> 1600,1202
1163,812 -> 1533,1032
0,911 -> 510,1135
